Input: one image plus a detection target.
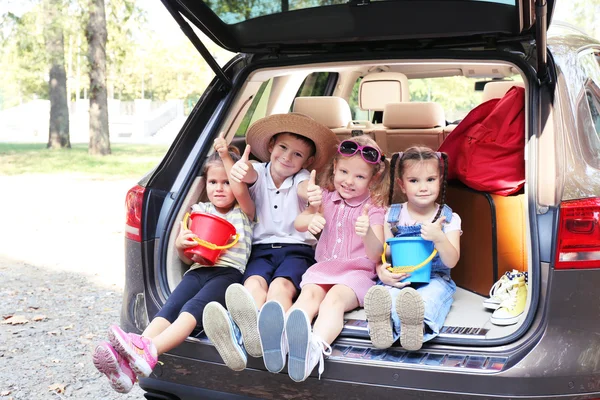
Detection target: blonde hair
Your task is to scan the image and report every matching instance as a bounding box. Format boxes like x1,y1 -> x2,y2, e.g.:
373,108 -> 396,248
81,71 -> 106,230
320,135 -> 390,207
389,146 -> 449,222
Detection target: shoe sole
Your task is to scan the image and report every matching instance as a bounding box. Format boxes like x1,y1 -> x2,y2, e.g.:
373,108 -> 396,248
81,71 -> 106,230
203,302 -> 247,371
396,288 -> 424,351
107,326 -> 153,378
226,284 -> 262,358
258,301 -> 286,373
286,309 -> 310,382
482,299 -> 502,310
92,343 -> 134,393
490,312 -> 522,326
364,286 -> 394,349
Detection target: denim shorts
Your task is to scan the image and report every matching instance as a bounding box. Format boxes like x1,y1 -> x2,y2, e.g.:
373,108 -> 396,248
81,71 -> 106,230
243,243 -> 315,290
380,273 -> 456,343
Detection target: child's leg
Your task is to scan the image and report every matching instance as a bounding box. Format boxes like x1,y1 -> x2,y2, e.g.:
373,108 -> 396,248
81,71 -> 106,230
289,283 -> 327,319
413,275 -> 456,341
106,271 -> 205,378
258,284 -> 325,373
153,269 -> 242,354
267,277 -> 298,311
286,285 -> 357,382
142,317 -> 171,340
244,275 -> 269,309
393,275 -> 456,351
312,285 -> 359,344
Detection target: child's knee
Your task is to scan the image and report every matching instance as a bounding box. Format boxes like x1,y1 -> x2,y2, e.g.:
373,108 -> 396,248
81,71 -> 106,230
268,277 -> 297,296
245,276 -> 268,292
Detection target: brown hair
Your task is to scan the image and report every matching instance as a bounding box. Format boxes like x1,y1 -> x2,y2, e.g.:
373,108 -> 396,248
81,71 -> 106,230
202,146 -> 241,177
320,135 -> 390,208
389,146 -> 448,222
270,132 -> 317,158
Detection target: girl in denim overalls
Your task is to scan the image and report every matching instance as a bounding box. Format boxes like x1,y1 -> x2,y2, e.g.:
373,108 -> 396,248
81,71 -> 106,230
364,146 -> 462,351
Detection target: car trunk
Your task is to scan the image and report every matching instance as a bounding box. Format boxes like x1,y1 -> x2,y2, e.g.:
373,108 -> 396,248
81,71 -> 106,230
156,50 -> 536,366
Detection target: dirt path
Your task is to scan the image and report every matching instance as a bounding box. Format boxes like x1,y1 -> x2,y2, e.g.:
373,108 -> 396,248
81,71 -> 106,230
0,174 -> 145,399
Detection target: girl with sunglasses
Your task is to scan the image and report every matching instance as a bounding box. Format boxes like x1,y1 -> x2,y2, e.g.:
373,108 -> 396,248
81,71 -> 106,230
364,146 -> 461,352
257,135 -> 389,382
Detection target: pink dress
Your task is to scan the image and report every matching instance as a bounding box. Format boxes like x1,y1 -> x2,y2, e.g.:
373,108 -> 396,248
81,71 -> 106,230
300,189 -> 385,306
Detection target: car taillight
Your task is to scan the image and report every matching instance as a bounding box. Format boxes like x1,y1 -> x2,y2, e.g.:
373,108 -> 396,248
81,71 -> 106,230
125,185 -> 145,242
555,198 -> 600,270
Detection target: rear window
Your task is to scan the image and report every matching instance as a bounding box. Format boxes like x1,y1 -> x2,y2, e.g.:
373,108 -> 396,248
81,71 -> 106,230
408,77 -> 484,122
204,0 -> 517,25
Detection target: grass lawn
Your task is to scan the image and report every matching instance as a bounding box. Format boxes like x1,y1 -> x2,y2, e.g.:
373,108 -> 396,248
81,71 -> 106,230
0,143 -> 170,178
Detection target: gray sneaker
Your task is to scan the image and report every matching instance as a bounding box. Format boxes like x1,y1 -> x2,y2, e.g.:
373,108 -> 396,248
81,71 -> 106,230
203,302 -> 247,371
364,285 -> 394,349
225,283 -> 262,358
395,287 -> 425,351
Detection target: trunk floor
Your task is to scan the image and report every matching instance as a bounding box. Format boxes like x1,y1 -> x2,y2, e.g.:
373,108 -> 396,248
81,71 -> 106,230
343,286 -> 521,340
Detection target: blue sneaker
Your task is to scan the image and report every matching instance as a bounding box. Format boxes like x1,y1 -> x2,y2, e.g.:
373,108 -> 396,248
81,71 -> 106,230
258,300 -> 287,373
203,302 -> 247,371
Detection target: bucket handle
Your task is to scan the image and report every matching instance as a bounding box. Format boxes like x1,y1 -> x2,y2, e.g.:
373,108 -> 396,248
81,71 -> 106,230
183,213 -> 240,250
381,242 -> 438,274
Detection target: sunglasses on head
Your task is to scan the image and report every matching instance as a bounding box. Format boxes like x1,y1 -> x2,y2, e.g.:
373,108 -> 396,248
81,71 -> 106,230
337,140 -> 384,164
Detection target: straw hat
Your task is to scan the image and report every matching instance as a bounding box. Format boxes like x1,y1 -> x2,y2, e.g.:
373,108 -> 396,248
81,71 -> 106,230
246,113 -> 339,171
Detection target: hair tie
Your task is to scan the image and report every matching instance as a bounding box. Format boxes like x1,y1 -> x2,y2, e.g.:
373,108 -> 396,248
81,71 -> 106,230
435,152 -> 442,159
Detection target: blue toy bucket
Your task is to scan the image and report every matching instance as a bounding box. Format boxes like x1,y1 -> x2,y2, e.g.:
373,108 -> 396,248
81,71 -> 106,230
383,237 -> 437,283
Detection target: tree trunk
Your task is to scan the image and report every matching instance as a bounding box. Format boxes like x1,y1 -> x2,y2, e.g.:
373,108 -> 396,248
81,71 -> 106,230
86,0 -> 110,155
44,0 -> 71,149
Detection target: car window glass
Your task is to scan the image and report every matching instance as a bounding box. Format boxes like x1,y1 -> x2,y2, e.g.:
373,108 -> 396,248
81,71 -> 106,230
408,76 -> 484,122
294,72 -> 338,98
349,77 -> 370,121
580,50 -> 600,136
236,79 -> 273,136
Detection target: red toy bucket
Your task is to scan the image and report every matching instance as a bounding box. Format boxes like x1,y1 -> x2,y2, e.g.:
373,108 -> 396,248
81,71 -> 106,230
182,212 -> 239,265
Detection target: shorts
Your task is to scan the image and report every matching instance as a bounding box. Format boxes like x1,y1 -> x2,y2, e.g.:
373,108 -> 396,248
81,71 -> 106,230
243,243 -> 315,290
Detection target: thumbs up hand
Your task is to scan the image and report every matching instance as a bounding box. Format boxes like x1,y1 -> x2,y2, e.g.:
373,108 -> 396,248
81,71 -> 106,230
355,204 -> 371,237
308,213 -> 326,236
306,170 -> 322,208
230,144 -> 251,183
420,216 -> 446,244
213,132 -> 229,158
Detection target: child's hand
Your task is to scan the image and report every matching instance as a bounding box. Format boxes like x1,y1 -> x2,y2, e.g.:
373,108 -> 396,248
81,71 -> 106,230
175,222 -> 198,250
355,204 -> 370,237
306,170 -> 322,208
378,263 -> 412,288
213,134 -> 229,158
230,145 -> 251,183
307,214 -> 326,236
420,216 -> 446,244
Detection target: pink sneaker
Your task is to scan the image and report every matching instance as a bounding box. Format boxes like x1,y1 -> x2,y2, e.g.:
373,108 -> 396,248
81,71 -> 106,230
108,325 -> 158,378
92,341 -> 136,393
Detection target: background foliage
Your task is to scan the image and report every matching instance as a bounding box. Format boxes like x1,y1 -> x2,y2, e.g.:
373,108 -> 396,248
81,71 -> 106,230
0,0 -> 598,114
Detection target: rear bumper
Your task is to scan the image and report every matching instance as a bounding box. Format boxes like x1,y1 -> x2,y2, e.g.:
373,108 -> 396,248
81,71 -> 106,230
138,337 -> 600,400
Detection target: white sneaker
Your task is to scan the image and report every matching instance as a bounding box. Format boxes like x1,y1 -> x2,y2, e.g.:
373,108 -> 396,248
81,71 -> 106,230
285,309 -> 331,382
483,270 -> 524,310
258,300 -> 287,373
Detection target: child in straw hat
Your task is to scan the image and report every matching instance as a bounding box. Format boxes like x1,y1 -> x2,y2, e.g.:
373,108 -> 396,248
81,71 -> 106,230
203,113 -> 338,371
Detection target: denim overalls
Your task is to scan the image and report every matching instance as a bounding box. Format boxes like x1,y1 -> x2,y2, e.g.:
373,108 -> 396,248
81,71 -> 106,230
379,203 -> 457,343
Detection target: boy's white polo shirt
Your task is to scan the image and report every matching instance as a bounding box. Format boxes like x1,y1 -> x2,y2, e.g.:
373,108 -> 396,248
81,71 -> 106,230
249,162 -> 317,246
